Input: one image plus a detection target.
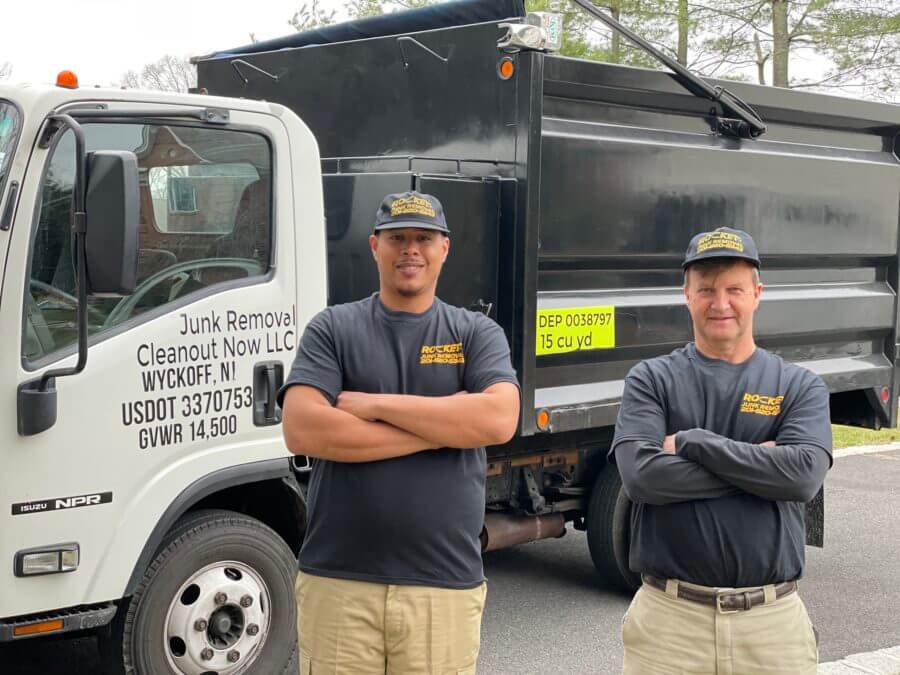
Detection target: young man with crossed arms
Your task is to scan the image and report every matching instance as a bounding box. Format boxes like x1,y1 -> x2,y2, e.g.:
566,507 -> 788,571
280,191 -> 520,674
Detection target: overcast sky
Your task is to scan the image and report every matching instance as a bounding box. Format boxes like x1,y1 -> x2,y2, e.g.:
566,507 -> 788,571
2,0 -> 353,86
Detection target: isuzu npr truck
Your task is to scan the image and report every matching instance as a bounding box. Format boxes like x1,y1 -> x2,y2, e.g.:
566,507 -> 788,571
2,0 -> 899,672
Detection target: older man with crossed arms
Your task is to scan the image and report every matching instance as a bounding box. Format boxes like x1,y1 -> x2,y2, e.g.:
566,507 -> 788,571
611,227 -> 832,674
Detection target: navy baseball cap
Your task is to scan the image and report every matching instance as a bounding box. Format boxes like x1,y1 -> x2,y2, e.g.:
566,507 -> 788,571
373,191 -> 450,234
682,227 -> 760,269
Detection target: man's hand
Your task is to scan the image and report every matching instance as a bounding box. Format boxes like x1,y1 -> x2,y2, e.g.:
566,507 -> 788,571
663,434 -> 677,454
761,440 -> 776,447
336,391 -> 381,421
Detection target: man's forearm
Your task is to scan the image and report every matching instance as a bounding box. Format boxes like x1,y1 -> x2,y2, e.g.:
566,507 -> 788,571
677,429 -> 830,502
284,404 -> 436,463
615,440 -> 743,506
372,390 -> 517,448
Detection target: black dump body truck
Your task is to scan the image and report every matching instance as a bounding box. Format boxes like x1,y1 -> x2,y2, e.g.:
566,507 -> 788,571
196,0 -> 900,589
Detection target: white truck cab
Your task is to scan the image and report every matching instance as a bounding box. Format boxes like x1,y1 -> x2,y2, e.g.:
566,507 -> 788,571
0,81 -> 325,673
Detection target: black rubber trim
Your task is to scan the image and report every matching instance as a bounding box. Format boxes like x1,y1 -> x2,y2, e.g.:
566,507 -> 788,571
123,458 -> 292,596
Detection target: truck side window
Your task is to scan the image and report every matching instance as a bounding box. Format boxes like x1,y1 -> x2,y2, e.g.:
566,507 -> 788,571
0,101 -> 20,196
23,122 -> 272,363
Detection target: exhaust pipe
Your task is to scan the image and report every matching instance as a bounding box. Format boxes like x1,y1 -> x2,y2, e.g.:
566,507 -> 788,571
480,512 -> 566,552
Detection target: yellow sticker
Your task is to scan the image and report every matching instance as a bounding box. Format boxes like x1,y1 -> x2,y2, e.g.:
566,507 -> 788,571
536,306 -> 615,356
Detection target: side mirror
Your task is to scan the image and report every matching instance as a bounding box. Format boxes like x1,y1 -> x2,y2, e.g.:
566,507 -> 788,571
85,150 -> 140,295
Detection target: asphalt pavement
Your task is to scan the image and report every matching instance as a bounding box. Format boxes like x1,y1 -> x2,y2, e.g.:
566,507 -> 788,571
3,448 -> 899,674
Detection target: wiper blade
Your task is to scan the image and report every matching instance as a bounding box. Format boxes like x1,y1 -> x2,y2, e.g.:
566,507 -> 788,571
568,0 -> 767,139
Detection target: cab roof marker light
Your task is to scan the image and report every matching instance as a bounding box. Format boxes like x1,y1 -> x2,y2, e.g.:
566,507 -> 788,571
56,71 -> 79,89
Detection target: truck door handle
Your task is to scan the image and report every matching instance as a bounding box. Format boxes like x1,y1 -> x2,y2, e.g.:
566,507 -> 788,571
253,361 -> 284,426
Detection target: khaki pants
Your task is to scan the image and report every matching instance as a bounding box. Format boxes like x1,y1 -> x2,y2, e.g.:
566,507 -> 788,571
622,581 -> 818,675
295,572 -> 487,675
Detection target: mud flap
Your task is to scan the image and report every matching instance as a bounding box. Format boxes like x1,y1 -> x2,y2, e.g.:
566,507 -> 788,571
805,486 -> 824,547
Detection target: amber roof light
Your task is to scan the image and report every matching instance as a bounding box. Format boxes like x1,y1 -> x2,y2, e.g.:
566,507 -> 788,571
56,71 -> 79,89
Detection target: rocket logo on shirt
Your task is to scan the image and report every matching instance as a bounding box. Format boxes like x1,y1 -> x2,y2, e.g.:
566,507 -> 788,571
740,392 -> 784,416
420,342 -> 465,365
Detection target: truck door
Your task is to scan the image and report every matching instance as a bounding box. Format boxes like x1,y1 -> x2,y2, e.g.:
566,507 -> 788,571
0,105 -> 303,619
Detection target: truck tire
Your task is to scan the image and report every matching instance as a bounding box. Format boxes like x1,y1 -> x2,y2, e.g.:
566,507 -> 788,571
101,509 -> 298,675
586,463 -> 641,592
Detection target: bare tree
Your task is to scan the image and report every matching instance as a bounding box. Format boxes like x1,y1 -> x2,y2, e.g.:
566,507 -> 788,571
119,55 -> 196,93
289,0 -> 338,31
119,70 -> 142,89
799,0 -> 900,100
345,0 -> 385,16
753,31 -> 769,84
690,0 -> 898,100
0,62 -> 12,80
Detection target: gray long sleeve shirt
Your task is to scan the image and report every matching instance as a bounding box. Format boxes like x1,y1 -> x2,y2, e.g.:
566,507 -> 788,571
610,343 -> 832,587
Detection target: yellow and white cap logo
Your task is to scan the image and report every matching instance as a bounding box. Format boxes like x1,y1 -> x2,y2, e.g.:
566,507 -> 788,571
682,226 -> 760,269
697,231 -> 744,254
374,190 -> 450,233
390,195 -> 436,219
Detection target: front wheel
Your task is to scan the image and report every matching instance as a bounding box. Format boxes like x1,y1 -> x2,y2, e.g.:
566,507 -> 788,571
101,509 -> 298,674
586,462 -> 641,592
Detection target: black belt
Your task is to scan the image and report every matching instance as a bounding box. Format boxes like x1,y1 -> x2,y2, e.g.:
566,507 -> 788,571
641,575 -> 798,613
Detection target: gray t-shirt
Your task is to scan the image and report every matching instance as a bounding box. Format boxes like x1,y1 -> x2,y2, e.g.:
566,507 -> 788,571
280,294 -> 518,589
611,343 -> 832,587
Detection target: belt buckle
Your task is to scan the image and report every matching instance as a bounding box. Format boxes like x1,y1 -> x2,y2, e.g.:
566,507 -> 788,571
716,589 -> 740,614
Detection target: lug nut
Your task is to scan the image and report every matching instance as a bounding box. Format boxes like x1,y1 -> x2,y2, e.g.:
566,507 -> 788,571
240,595 -> 253,608
227,650 -> 240,663
194,618 -> 208,631
214,592 -> 227,606
200,648 -> 214,661
246,623 -> 259,636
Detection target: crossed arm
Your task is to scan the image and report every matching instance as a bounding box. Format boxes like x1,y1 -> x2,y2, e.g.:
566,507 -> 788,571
613,370 -> 831,506
615,433 -> 830,506
282,382 -> 520,462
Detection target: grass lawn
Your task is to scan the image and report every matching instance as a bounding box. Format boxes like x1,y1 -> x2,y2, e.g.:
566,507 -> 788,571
831,424 -> 900,449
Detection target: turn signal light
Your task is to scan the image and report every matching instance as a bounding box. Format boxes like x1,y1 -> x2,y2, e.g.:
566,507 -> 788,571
13,619 -> 64,637
56,70 -> 79,89
537,409 -> 550,431
498,57 -> 515,80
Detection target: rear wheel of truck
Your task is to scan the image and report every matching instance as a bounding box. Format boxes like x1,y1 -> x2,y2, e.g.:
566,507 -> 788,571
586,463 -> 641,593
100,509 -> 298,675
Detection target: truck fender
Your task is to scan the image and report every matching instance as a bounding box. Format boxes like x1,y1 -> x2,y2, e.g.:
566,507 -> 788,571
123,458 -> 299,596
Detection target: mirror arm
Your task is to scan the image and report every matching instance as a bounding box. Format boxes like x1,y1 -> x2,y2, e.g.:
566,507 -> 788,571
39,114 -> 89,392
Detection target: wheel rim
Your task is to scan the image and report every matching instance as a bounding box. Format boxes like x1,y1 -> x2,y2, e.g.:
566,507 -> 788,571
163,560 -> 272,675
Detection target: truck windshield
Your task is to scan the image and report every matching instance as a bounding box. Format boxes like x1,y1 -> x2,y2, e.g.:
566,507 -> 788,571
0,101 -> 20,194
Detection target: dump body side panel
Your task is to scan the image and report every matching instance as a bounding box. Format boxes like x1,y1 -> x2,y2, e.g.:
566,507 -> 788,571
534,57 -> 900,435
